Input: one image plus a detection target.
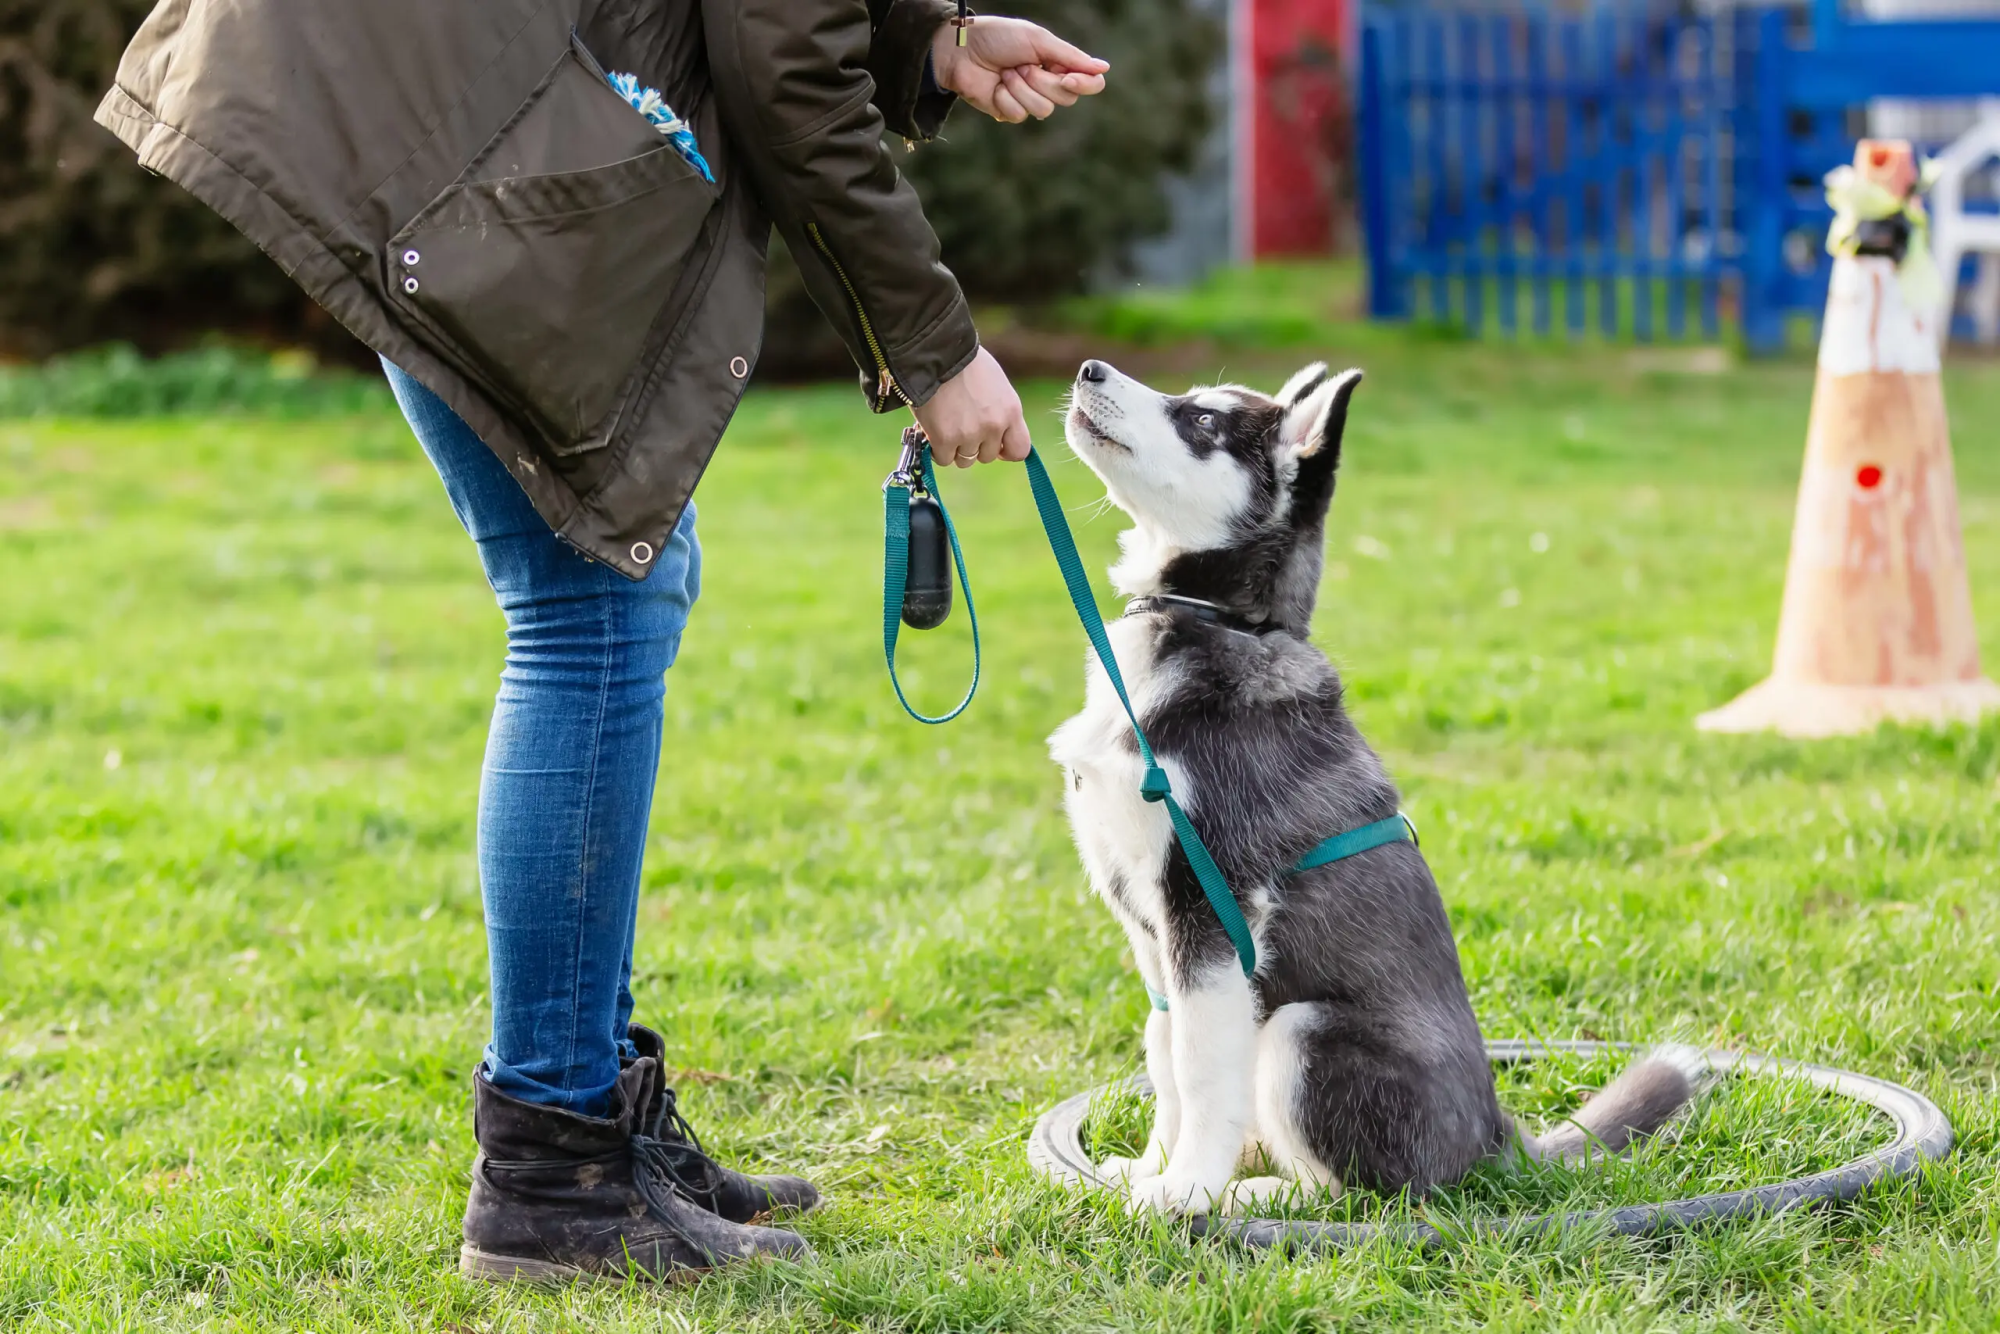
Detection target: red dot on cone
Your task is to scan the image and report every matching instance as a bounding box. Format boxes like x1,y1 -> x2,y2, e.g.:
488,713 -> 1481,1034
1856,464 -> 1883,489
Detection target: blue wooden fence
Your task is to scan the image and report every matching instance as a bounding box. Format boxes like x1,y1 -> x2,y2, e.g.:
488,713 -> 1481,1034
1358,0 -> 2000,351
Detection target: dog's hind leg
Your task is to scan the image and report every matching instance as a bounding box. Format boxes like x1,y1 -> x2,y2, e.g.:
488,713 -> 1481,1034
1221,1003 -> 1342,1215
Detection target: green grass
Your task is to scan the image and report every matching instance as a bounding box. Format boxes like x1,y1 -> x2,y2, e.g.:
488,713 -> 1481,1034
3,332 -> 2000,1331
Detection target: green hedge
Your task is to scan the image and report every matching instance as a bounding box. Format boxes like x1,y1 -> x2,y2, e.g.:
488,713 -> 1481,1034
0,345 -> 394,418
1,1 -> 1215,373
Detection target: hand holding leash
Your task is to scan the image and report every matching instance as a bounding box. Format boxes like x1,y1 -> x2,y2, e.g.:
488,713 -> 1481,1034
911,347 -> 1031,468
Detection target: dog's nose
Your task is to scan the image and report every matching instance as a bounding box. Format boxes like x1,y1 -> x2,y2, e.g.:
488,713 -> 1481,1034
1078,359 -> 1110,384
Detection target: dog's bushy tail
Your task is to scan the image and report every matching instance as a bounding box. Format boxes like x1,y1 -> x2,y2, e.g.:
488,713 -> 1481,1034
1521,1045 -> 1716,1165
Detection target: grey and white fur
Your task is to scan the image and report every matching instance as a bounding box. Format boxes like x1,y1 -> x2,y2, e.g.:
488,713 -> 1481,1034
1048,358 -> 1706,1216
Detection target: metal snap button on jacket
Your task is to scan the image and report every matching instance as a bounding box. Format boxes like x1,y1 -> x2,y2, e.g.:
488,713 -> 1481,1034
402,249 -> 421,267
402,276 -> 420,294
630,542 -> 654,565
729,356 -> 749,379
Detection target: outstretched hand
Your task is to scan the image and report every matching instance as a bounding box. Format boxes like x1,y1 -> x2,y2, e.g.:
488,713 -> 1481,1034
931,16 -> 1109,123
916,16 -> 1100,465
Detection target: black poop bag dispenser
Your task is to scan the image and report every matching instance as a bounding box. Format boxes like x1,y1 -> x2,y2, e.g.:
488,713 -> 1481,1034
880,425 -> 980,724
888,427 -> 952,630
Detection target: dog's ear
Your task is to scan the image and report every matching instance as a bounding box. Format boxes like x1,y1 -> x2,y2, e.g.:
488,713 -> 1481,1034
1280,369 -> 1362,524
1276,362 -> 1330,408
1280,368 -> 1362,461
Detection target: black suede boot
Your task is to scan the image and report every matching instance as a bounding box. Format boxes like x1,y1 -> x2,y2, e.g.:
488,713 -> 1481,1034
460,1058 -> 810,1284
625,1024 -> 822,1221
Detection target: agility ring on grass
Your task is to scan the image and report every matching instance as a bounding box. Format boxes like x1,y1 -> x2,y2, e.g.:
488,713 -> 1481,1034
1026,1039 -> 1953,1252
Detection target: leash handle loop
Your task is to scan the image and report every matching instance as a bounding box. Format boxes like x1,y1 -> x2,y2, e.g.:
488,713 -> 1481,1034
1024,449 -> 1257,976
882,436 -> 979,725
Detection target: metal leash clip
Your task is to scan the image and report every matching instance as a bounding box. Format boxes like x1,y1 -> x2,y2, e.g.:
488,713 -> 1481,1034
884,425 -> 931,495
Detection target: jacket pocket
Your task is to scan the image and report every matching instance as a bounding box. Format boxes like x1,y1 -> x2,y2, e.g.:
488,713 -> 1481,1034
390,39 -> 718,452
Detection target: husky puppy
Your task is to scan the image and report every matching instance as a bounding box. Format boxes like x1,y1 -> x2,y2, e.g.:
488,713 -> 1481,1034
1048,359 -> 1700,1216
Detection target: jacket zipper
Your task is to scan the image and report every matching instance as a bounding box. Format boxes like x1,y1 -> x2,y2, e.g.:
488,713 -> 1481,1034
805,221 -> 909,410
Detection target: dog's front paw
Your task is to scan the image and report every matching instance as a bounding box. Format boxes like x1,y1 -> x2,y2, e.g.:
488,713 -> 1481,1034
1096,1154 -> 1163,1186
1128,1171 -> 1228,1216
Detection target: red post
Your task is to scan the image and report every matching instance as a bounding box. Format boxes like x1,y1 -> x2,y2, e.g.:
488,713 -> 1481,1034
1248,0 -> 1355,258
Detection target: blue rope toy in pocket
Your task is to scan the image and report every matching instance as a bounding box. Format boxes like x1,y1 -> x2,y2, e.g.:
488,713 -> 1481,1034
606,72 -> 714,183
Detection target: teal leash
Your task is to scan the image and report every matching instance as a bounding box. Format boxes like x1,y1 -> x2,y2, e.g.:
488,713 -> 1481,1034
1138,819 -> 1416,1011
1023,448 -> 1257,977
881,436 -> 1419,987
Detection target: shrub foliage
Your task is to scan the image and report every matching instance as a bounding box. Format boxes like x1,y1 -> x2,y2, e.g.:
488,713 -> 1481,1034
768,0 -> 1219,377
0,0 -> 355,360
902,0 -> 1218,301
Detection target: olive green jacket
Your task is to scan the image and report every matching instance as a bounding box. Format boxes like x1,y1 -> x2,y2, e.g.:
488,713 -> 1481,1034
96,0 -> 976,577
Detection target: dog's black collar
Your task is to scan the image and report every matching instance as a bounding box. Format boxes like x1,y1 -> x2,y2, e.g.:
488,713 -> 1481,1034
1125,594 -> 1275,636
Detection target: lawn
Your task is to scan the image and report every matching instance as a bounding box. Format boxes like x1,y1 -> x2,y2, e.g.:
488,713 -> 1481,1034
3,332 -> 1999,1331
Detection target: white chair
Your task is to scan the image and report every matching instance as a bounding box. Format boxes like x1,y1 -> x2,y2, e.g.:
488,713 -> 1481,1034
1928,109 -> 2000,346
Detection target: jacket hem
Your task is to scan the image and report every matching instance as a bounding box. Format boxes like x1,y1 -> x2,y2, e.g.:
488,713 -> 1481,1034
560,186 -> 756,581
91,82 -> 587,551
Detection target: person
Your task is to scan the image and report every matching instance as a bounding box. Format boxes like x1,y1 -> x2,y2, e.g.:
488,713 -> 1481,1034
95,0 -> 1106,1284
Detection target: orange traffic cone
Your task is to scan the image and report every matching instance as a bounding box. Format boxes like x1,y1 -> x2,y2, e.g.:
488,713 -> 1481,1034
1699,140 -> 2000,737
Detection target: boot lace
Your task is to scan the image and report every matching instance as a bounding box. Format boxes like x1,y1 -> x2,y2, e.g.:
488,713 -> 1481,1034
630,1086 -> 728,1214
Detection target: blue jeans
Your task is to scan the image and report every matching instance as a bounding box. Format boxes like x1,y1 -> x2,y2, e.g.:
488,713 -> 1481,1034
384,362 -> 700,1117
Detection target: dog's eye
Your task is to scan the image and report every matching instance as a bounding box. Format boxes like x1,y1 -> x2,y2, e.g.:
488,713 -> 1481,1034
1197,413 -> 1215,429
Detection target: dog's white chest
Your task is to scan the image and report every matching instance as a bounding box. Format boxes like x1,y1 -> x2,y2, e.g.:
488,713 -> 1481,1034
1048,620 -> 1180,925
